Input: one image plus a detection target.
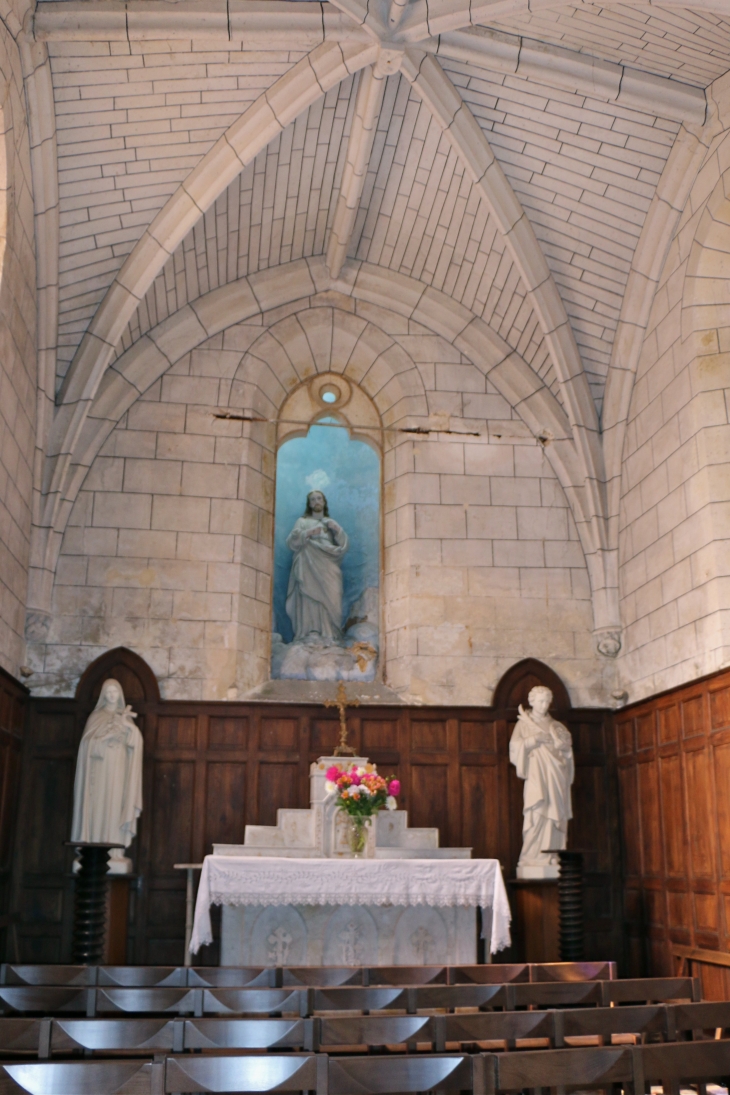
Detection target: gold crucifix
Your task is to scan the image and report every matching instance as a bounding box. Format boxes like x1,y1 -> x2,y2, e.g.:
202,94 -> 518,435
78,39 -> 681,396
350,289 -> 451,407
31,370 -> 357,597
325,682 -> 360,756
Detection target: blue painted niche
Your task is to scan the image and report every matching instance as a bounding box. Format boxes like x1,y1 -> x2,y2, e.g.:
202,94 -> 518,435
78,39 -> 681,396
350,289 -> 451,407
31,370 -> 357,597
272,418 -> 380,646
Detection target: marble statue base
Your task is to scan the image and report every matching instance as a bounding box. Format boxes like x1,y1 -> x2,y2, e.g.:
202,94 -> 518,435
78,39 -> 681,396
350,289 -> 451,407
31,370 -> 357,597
220,903 -> 477,966
107,855 -> 133,875
516,863 -> 559,880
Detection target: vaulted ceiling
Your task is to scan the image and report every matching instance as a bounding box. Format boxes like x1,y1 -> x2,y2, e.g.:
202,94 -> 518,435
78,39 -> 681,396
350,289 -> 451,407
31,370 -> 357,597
19,0 -> 730,646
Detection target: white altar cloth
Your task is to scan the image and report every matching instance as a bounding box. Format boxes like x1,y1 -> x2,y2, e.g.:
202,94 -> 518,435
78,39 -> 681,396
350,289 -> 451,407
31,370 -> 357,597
190,855 -> 511,957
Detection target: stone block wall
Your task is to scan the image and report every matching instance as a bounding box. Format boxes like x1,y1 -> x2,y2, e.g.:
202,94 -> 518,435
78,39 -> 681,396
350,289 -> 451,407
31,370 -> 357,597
618,127 -> 730,702
0,24 -> 37,679
28,297 -> 602,705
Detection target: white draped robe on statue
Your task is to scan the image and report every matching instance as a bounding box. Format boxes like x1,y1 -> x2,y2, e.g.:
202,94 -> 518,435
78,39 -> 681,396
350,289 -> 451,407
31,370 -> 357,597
509,711 -> 574,866
286,517 -> 348,641
71,681 -> 144,848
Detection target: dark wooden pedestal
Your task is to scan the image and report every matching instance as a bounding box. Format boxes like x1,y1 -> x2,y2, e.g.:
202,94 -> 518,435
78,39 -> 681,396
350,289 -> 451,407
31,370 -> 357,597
509,879 -> 559,962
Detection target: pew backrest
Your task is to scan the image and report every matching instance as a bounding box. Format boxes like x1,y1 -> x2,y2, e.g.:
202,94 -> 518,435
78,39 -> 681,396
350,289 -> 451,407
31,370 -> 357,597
328,1053 -> 473,1094
0,1060 -> 153,1095
186,969 -> 272,988
183,1018 -> 310,1050
165,1054 -> 320,1093
0,962 -> 617,989
50,1018 -> 176,1053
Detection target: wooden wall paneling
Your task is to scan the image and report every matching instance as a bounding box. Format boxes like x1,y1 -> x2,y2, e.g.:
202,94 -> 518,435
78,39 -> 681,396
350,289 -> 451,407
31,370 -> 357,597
570,713 -> 623,962
11,699 -> 75,962
458,718 -> 500,861
16,653 -> 618,966
614,666 -> 730,996
0,668 -> 27,959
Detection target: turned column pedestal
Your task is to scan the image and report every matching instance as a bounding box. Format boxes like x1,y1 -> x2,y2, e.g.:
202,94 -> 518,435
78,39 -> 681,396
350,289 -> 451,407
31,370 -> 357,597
65,841 -> 123,963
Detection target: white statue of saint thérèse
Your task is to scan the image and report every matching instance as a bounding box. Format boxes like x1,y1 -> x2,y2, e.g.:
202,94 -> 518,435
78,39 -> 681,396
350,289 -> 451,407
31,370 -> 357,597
509,685 -> 574,879
286,490 -> 348,641
71,678 -> 144,874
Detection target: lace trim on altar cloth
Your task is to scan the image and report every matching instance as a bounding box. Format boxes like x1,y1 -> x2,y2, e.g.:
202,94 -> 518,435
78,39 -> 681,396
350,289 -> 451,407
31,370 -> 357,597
208,891 -> 495,908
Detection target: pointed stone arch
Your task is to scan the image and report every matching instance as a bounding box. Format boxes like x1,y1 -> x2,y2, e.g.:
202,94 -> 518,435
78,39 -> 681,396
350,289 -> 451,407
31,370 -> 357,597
30,257 -> 583,628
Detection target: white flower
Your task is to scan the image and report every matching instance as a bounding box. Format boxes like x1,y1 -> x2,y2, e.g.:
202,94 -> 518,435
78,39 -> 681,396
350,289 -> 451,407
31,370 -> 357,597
356,766 -> 366,776
386,796 -> 397,811
325,780 -> 337,794
360,785 -> 372,795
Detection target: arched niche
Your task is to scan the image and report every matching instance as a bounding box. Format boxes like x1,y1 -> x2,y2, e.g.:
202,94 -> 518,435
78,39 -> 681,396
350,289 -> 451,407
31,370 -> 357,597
271,374 -> 382,683
75,647 -> 160,718
277,372 -> 382,452
492,658 -> 571,713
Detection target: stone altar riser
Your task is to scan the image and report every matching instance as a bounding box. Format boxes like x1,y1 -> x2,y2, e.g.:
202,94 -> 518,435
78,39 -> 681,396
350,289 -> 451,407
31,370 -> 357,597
220,904 -> 476,966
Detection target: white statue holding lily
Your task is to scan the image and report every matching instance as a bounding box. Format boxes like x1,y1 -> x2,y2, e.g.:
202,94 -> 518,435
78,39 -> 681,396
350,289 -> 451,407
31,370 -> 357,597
325,762 -> 400,857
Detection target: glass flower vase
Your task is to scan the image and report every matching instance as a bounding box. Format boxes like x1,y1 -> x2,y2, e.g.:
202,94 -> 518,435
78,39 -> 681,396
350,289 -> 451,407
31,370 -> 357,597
346,815 -> 371,857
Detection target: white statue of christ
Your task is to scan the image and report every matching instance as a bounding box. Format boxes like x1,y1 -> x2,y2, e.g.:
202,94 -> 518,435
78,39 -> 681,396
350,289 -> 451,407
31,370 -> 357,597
285,490 -> 349,641
509,685 -> 574,879
71,678 -> 144,873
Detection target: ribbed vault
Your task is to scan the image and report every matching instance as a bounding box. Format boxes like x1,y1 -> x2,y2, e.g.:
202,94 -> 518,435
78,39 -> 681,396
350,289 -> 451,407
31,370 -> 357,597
24,0 -> 730,664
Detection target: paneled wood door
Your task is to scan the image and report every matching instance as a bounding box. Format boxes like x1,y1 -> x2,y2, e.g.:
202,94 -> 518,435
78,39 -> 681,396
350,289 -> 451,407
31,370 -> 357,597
13,651 -> 619,964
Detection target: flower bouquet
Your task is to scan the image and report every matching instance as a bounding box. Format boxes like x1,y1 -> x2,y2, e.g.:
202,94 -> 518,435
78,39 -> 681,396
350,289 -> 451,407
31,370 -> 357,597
325,763 -> 401,857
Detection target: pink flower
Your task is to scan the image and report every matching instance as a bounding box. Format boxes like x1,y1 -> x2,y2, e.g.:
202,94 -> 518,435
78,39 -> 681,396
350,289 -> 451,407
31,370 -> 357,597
388,779 -> 400,796
350,772 -> 361,785
326,766 -> 340,782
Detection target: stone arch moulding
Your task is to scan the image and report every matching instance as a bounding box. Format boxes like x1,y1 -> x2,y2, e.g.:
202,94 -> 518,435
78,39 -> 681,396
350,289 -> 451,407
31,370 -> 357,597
0,70 -> 8,290
75,646 -> 161,715
683,164 -> 730,336
30,258 -> 608,635
48,39 -> 379,516
491,658 -> 572,714
389,0 -> 730,44
600,73 -> 730,561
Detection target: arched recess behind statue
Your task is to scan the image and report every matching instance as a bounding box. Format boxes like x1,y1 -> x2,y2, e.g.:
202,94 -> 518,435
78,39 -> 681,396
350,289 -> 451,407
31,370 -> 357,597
492,658 -> 572,714
491,658 -> 574,909
75,646 -> 160,716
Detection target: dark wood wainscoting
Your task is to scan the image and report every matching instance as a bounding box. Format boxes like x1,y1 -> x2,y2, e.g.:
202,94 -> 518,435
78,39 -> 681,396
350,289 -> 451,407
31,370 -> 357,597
13,651 -> 619,965
0,666 -> 27,955
615,666 -> 730,996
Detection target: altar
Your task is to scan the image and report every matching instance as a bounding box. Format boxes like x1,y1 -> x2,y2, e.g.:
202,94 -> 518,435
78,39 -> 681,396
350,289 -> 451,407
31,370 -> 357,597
190,756 -> 511,965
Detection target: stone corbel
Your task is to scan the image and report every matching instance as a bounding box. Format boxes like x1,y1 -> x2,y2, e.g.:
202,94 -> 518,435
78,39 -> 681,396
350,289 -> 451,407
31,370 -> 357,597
594,629 -> 622,659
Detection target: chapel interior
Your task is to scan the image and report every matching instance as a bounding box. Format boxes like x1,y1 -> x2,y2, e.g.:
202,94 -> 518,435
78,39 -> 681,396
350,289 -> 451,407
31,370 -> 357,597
2,0 -> 730,1047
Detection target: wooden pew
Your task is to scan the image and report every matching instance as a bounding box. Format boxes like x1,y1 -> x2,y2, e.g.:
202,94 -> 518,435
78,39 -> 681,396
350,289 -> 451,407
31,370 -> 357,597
0,962 -> 617,990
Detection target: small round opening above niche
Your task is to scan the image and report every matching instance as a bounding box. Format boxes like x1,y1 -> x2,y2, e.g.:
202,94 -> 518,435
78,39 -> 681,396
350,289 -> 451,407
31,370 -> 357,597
311,374 -> 351,411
